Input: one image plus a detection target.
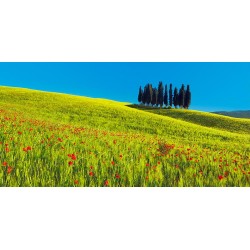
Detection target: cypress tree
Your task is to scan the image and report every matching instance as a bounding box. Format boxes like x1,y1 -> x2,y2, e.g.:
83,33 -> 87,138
157,81 -> 164,108
145,84 -> 153,105
138,86 -> 143,104
178,84 -> 185,108
149,84 -> 153,106
145,84 -> 149,105
173,87 -> 179,108
184,85 -> 191,109
163,84 -> 168,107
152,88 -> 158,106
169,84 -> 173,107
142,85 -> 147,105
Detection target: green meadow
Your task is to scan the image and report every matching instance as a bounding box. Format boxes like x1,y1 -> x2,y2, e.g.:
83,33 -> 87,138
1,86 -> 250,187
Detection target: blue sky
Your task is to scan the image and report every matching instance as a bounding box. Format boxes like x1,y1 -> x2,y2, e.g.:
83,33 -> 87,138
0,62 -> 249,112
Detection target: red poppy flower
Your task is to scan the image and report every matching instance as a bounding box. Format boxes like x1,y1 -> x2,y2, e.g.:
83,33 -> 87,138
2,162 -> 7,166
111,161 -> 115,165
7,166 -> 13,174
89,171 -> 94,177
115,174 -> 120,179
71,154 -> 77,160
68,161 -> 73,166
74,180 -> 79,185
104,180 -> 109,186
218,175 -> 224,180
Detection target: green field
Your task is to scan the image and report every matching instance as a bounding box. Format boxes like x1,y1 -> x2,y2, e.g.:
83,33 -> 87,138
1,86 -> 250,187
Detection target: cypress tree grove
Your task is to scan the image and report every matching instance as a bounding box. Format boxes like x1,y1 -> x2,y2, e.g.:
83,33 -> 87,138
163,84 -> 168,107
138,86 -> 143,104
178,84 -> 185,108
137,83 -> 192,109
157,81 -> 164,108
173,87 -> 179,108
184,84 -> 191,109
169,84 -> 173,107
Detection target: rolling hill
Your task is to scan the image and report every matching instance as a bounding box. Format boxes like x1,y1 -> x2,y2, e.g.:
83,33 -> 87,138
1,86 -> 250,187
213,110 -> 250,119
128,105 -> 250,135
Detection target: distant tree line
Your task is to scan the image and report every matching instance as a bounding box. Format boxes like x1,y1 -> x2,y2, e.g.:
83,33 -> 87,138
138,82 -> 191,109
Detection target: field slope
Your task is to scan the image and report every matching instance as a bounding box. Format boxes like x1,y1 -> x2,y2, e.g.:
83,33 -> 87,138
1,86 -> 250,187
128,105 -> 250,135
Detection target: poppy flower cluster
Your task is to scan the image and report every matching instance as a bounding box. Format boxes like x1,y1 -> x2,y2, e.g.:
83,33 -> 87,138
2,162 -> 13,174
23,146 -> 32,152
68,153 -> 77,161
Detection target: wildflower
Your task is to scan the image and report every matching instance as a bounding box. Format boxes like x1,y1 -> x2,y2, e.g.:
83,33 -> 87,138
89,171 -> 94,177
68,154 -> 77,161
74,180 -> 79,185
7,166 -> 13,174
2,162 -> 8,166
71,154 -> 77,160
104,180 -> 109,186
68,161 -> 73,166
23,146 -> 32,152
218,175 -> 224,180
115,174 -> 120,179
111,161 -> 115,166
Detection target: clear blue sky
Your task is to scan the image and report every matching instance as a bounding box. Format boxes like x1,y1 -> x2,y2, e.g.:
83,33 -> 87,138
0,62 -> 249,112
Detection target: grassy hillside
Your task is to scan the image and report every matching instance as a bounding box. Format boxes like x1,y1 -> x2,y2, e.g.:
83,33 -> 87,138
1,86 -> 250,187
128,105 -> 250,135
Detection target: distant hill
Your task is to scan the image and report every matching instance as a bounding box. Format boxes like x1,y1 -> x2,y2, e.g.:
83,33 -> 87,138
213,110 -> 250,119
